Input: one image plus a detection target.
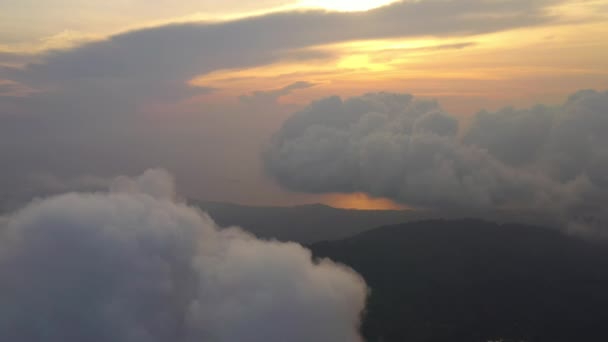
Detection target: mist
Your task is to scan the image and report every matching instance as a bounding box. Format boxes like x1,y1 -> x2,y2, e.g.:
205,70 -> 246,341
0,169 -> 367,342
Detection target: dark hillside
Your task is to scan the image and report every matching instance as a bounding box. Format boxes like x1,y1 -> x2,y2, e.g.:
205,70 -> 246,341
311,220 -> 608,342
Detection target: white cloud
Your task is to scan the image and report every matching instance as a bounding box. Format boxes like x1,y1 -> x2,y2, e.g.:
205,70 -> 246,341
0,169 -> 367,342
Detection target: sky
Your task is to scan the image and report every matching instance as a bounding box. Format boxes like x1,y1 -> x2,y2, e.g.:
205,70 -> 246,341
3,3 -> 608,340
1,0 -> 607,209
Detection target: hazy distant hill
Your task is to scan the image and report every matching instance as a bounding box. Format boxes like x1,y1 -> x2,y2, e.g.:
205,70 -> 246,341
192,200 -> 424,244
311,220 -> 608,342
192,200 -> 557,244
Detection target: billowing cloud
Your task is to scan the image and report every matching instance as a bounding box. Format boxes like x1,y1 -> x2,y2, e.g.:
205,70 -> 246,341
463,104 -> 555,166
465,90 -> 608,185
0,170 -> 367,342
264,90 -> 608,232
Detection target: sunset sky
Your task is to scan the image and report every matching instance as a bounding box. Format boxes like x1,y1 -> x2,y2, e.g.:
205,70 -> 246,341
1,0 -> 607,209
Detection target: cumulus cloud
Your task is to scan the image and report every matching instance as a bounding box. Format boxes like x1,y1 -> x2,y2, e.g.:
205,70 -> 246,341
264,90 -> 608,233
463,105 -> 554,166
465,90 -> 608,185
0,170 -> 367,342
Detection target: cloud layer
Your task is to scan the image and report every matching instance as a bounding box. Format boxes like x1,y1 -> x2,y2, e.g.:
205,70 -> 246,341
0,0 -> 597,208
264,90 -> 608,232
2,0 -> 560,89
0,169 -> 367,342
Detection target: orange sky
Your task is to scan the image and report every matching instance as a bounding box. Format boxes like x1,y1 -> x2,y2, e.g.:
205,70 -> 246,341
1,0 -> 607,210
194,19 -> 608,116
324,193 -> 409,210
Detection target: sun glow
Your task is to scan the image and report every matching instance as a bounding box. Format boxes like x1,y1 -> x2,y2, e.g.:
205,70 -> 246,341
325,193 -> 408,210
298,0 -> 398,12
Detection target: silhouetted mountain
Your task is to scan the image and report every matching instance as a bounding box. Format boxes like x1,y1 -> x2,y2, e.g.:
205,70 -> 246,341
191,200 -> 423,244
311,219 -> 608,342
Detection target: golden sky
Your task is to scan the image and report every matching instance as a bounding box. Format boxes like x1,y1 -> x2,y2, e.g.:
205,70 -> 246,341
1,0 -> 607,209
2,0 -> 606,104
194,5 -> 608,115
